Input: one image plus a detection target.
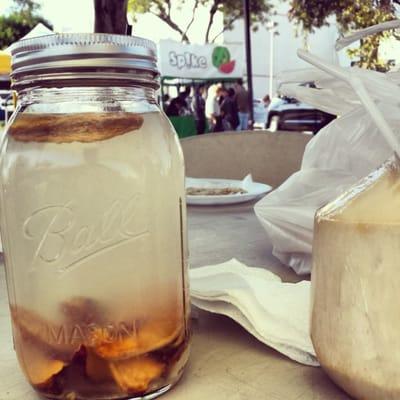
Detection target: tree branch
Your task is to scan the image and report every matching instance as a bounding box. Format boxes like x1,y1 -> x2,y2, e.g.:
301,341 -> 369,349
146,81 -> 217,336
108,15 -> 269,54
210,28 -> 225,43
210,15 -> 236,43
150,9 -> 190,42
165,0 -> 171,18
205,0 -> 221,43
153,0 -> 167,16
183,0 -> 200,40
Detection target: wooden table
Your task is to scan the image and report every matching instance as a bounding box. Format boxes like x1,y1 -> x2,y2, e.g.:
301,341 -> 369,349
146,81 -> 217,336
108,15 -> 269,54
0,202 -> 351,400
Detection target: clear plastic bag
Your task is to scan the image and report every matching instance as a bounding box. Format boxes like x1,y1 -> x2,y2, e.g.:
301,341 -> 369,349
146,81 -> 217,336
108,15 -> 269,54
255,21 -> 400,274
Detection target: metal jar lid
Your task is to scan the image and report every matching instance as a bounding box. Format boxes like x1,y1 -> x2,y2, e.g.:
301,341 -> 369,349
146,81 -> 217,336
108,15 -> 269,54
10,33 -> 159,88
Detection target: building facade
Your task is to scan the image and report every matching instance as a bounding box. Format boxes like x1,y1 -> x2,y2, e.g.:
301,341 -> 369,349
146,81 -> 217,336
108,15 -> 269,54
223,1 -> 349,98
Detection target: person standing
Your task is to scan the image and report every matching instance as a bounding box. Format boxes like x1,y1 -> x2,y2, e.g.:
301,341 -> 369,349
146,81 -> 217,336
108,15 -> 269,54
166,96 -> 184,117
263,94 -> 271,108
162,94 -> 170,113
206,85 -> 224,132
220,88 -> 239,131
177,91 -> 191,115
263,94 -> 271,129
234,78 -> 250,131
192,85 -> 206,134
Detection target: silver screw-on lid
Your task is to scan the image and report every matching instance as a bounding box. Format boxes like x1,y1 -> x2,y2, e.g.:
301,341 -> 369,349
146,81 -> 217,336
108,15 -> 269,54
10,33 -> 159,86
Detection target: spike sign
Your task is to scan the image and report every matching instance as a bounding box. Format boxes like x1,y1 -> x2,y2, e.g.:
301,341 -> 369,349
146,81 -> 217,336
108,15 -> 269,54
159,40 -> 243,79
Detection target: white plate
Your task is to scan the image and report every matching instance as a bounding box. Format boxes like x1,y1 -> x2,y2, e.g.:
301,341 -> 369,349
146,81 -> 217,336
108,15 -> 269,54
186,176 -> 272,205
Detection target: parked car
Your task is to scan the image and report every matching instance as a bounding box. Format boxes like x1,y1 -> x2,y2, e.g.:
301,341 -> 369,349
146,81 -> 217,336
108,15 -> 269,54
266,95 -> 336,134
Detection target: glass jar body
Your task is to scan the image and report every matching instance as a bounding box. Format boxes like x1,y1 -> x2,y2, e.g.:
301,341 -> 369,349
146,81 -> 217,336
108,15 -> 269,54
0,86 -> 190,400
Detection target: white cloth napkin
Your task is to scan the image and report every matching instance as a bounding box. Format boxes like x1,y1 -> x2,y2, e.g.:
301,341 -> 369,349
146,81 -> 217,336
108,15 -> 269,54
189,259 -> 319,367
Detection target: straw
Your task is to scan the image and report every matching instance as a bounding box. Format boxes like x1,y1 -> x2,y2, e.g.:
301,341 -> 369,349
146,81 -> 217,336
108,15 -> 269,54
335,19 -> 400,51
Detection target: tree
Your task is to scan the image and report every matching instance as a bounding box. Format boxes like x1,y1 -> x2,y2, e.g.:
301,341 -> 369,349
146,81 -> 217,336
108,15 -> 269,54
288,0 -> 400,71
128,0 -> 274,43
0,0 -> 52,49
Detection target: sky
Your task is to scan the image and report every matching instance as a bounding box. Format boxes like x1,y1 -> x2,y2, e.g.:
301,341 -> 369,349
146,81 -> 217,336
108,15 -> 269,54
0,0 -> 224,44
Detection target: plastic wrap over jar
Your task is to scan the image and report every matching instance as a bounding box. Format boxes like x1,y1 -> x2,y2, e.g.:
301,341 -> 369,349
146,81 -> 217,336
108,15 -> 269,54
255,37 -> 400,274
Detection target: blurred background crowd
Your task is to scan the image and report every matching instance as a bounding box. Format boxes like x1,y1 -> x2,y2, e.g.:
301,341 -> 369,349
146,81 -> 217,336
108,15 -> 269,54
163,79 -> 271,134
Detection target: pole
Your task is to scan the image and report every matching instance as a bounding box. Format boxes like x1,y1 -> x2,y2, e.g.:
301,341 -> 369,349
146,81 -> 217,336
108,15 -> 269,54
243,0 -> 254,129
160,77 -> 165,109
269,27 -> 274,99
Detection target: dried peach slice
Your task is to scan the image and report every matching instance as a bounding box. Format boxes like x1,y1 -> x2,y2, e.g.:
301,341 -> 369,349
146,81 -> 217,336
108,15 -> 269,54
85,349 -> 113,383
109,355 -> 165,394
89,328 -> 141,360
90,319 -> 182,360
14,329 -> 65,387
139,319 -> 183,353
27,350 -> 65,388
11,306 -> 81,361
9,112 -> 144,143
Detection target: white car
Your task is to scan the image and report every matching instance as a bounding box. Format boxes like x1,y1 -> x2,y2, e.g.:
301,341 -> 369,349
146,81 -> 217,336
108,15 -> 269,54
266,96 -> 336,134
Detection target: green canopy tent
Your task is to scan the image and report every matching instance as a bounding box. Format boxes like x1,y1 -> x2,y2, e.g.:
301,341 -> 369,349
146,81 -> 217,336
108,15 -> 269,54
0,24 -> 54,122
158,40 -> 244,138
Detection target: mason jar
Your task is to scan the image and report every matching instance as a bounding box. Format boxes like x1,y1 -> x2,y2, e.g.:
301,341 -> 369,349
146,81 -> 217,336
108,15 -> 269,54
0,33 -> 190,400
